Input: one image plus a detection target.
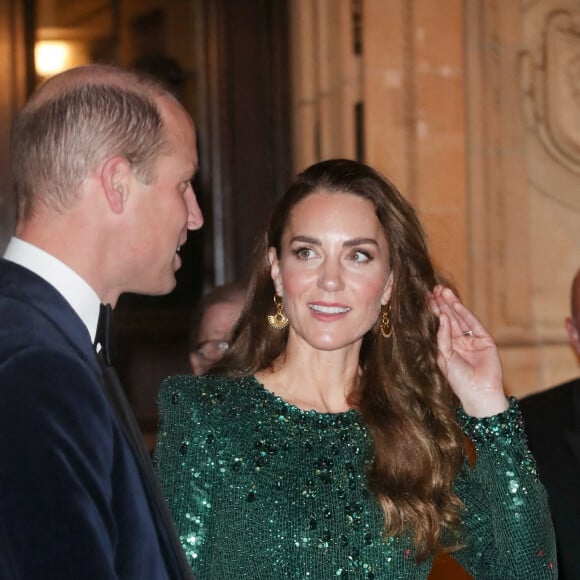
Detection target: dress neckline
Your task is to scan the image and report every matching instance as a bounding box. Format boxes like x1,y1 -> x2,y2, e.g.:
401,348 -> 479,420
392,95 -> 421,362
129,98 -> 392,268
243,374 -> 359,423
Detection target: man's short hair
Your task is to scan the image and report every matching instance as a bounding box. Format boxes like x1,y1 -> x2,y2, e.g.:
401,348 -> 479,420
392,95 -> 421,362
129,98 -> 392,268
10,66 -> 173,219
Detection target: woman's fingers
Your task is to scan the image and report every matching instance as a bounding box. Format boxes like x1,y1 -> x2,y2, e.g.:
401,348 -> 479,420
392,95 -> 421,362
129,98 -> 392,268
432,286 -> 489,338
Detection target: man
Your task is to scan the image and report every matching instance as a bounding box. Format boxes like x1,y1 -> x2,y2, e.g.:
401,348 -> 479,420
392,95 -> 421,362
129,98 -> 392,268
0,65 -> 202,579
520,269 -> 580,580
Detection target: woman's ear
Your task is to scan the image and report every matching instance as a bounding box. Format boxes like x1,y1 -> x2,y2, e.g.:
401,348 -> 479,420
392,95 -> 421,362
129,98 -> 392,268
268,247 -> 283,295
381,271 -> 394,305
101,156 -> 131,214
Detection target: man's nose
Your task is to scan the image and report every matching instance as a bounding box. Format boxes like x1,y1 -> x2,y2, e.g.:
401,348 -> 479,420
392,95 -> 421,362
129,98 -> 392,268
186,187 -> 204,230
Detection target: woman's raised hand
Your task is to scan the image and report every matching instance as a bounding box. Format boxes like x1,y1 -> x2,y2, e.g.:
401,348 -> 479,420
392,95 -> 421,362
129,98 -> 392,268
429,285 -> 509,417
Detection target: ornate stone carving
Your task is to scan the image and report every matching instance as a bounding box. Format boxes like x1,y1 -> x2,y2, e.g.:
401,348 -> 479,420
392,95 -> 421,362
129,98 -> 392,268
522,9 -> 580,175
521,2 -> 580,210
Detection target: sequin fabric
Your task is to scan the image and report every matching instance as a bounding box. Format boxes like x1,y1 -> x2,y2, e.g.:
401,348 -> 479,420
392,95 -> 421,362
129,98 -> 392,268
155,375 -> 557,579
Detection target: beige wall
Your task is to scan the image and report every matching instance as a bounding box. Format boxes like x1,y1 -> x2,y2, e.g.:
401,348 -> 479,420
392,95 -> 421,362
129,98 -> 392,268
289,0 -> 580,398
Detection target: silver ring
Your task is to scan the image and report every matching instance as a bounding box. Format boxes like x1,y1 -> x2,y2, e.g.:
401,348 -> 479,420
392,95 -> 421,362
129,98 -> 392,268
463,329 -> 473,337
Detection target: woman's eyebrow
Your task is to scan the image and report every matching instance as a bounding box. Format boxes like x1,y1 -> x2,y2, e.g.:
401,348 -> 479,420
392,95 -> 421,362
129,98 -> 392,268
289,235 -> 320,245
343,238 -> 379,247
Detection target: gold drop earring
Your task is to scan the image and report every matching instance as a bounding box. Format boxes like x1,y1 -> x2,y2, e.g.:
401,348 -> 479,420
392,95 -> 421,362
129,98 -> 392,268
379,303 -> 392,338
267,295 -> 289,330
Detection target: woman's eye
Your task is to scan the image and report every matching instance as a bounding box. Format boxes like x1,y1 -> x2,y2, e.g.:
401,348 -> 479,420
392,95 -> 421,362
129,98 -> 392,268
352,250 -> 371,263
294,247 -> 315,260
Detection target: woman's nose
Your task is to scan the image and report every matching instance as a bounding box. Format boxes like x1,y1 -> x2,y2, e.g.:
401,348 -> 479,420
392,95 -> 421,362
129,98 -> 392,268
318,261 -> 344,291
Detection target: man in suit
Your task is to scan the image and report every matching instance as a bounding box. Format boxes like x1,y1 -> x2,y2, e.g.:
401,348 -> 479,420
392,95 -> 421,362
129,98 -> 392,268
0,64 -> 202,579
520,269 -> 580,580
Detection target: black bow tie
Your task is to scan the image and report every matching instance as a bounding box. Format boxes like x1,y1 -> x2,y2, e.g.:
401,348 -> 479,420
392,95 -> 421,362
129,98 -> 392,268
94,303 -> 115,366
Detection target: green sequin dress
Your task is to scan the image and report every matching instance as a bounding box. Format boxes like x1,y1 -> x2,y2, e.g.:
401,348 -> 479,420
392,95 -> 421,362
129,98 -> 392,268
155,375 -> 557,579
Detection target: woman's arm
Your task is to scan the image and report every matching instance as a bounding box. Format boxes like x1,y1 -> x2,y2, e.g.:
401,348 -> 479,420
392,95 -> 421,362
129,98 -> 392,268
453,400 -> 557,578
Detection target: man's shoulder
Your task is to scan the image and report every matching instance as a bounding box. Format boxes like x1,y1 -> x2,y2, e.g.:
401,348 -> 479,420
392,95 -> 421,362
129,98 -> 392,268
0,292 -> 73,356
520,378 -> 580,406
0,260 -> 95,367
0,260 -> 60,324
519,378 -> 579,424
0,257 -> 41,287
0,290 -> 52,356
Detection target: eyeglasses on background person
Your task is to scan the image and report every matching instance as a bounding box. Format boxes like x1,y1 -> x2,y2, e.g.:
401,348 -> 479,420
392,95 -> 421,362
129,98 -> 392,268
188,282 -> 247,376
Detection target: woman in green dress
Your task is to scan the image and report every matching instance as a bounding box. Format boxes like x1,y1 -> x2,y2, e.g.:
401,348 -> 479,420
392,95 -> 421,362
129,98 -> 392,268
155,159 -> 556,579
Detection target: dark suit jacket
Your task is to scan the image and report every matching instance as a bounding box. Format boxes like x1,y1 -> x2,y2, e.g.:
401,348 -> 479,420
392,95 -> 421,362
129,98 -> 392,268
520,379 -> 580,580
0,258 -> 194,579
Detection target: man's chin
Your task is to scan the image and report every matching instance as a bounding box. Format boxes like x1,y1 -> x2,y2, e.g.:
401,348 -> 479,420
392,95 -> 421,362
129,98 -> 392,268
134,278 -> 177,298
157,279 -> 178,296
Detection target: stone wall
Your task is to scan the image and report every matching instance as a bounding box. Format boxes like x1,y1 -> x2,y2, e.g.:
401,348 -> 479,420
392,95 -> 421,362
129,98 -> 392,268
289,0 -> 580,398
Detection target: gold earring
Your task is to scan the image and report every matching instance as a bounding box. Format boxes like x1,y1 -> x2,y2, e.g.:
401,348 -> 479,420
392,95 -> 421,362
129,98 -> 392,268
379,304 -> 392,338
267,295 -> 289,329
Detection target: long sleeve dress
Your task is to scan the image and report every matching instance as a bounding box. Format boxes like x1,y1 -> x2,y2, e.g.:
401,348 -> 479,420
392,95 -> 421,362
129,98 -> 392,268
155,374 -> 557,579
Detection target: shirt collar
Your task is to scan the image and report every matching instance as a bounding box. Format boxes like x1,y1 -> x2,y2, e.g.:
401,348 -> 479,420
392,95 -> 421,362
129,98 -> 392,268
3,237 -> 101,342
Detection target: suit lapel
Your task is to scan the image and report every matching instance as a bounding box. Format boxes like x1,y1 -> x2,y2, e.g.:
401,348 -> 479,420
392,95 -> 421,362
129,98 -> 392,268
98,357 -> 195,580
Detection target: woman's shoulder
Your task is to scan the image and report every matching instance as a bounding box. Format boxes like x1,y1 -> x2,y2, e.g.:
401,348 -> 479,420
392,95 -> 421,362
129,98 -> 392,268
158,373 -> 254,412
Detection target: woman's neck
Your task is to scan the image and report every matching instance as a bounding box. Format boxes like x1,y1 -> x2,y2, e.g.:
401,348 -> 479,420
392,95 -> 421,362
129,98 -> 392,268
256,340 -> 361,413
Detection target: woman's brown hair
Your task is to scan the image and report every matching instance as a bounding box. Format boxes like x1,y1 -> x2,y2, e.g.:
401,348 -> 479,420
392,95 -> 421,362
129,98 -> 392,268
213,158 -> 466,559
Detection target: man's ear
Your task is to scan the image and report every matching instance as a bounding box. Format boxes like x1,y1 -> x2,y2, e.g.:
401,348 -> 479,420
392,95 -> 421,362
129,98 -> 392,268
380,271 -> 394,305
101,157 -> 131,214
565,316 -> 580,357
268,247 -> 283,295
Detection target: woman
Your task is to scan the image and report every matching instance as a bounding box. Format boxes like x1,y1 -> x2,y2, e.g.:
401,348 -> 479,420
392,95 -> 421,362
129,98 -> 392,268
155,159 -> 556,578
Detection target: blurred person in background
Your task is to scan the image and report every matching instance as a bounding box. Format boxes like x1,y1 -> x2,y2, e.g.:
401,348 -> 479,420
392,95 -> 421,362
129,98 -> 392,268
189,281 -> 246,375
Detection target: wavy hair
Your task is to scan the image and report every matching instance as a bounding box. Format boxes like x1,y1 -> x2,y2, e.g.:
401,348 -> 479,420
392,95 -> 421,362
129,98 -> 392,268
213,158 -> 466,559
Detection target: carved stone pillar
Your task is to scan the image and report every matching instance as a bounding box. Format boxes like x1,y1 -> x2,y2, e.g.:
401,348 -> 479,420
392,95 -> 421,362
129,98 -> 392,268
289,0 -> 362,172
364,0 -> 469,301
